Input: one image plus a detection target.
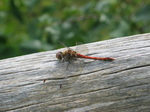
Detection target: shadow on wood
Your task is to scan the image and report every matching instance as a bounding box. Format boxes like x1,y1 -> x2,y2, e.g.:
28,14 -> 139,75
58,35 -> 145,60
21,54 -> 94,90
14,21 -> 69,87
0,33 -> 150,112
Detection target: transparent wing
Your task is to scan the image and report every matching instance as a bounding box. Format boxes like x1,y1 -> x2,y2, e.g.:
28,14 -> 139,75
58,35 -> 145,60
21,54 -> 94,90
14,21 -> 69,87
59,41 -> 74,51
75,43 -> 88,55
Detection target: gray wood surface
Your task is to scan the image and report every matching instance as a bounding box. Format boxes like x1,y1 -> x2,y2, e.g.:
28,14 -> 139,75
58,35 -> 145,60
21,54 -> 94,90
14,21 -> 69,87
0,33 -> 150,112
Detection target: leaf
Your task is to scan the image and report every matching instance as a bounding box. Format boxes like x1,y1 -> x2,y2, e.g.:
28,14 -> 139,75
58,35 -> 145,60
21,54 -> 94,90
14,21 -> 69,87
134,5 -> 150,22
9,0 -> 24,23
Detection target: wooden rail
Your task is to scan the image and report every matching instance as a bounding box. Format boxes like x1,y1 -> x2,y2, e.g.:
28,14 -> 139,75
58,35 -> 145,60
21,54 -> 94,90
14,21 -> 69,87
0,33 -> 150,112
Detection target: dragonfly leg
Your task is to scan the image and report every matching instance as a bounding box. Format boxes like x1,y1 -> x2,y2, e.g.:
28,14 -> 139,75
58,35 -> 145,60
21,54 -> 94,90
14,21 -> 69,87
66,61 -> 71,70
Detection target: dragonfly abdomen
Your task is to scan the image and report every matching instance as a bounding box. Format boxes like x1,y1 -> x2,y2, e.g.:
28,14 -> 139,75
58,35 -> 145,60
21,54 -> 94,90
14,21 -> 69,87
77,53 -> 115,61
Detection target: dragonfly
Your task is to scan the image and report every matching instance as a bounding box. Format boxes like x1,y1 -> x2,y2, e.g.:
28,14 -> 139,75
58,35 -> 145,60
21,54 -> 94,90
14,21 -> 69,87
56,41 -> 115,62
43,41 -> 115,85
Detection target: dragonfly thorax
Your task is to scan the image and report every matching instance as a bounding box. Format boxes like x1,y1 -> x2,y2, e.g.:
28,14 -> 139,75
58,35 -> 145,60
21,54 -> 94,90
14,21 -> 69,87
56,49 -> 78,62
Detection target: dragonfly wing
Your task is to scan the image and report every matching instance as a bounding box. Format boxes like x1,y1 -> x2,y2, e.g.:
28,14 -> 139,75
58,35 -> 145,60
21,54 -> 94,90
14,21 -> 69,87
59,41 -> 74,51
75,43 -> 88,55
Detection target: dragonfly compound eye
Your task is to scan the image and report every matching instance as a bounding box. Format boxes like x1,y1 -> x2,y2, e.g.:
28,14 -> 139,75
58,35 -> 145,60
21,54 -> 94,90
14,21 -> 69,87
56,52 -> 63,60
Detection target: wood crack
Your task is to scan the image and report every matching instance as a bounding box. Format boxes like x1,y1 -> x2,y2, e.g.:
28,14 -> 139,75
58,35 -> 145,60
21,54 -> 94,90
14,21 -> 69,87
102,64 -> 150,76
0,68 -> 40,76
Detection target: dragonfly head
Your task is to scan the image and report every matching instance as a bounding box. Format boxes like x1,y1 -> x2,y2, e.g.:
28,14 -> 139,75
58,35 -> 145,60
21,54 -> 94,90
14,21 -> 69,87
56,52 -> 63,60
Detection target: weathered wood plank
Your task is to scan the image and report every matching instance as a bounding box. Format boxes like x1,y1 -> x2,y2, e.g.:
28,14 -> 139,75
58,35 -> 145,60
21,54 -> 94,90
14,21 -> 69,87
0,33 -> 150,112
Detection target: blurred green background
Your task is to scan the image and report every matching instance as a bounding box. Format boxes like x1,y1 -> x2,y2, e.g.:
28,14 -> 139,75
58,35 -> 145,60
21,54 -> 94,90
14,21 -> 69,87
0,0 -> 150,59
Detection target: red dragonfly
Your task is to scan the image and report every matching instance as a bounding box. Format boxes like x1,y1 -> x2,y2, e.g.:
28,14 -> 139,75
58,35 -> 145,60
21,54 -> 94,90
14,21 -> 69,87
44,42 -> 114,84
56,41 -> 115,62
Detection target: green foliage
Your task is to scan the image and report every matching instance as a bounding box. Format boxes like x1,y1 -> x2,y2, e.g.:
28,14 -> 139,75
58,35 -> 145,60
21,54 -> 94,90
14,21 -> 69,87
0,0 -> 150,59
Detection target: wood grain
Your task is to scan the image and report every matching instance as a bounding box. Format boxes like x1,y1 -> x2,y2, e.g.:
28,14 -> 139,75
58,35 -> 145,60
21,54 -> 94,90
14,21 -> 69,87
0,33 -> 150,112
